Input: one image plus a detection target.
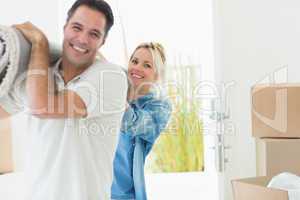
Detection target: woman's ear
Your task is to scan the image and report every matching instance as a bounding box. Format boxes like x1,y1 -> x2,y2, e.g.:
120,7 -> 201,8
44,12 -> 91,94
154,72 -> 159,81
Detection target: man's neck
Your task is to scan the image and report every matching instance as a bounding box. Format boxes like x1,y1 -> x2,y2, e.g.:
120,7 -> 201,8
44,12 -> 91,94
60,58 -> 90,84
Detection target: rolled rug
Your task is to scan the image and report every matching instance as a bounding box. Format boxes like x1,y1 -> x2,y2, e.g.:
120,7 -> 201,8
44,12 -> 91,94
0,25 -> 61,98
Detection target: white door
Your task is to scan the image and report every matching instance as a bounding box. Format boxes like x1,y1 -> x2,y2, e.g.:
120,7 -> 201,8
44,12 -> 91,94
201,80 -> 236,200
213,0 -> 300,200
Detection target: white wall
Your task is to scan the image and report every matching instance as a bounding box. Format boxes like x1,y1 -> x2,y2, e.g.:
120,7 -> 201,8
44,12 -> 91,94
0,1 -> 61,42
214,0 -> 300,199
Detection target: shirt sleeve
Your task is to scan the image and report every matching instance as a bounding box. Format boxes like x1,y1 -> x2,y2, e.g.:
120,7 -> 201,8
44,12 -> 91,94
69,64 -> 128,119
121,99 -> 172,144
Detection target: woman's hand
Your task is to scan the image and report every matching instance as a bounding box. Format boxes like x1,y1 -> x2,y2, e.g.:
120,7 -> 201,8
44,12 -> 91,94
127,86 -> 142,102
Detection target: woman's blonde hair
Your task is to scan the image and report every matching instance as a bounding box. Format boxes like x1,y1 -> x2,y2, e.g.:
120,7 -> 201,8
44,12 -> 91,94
130,42 -> 166,82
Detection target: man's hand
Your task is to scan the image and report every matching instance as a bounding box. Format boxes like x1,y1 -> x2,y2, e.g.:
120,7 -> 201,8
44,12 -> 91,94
13,22 -> 87,118
13,22 -> 48,45
13,22 -> 51,116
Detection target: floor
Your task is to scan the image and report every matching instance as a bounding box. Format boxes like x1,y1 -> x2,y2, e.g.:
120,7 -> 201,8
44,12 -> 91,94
0,172 -> 219,200
0,172 -> 25,200
146,172 -> 219,200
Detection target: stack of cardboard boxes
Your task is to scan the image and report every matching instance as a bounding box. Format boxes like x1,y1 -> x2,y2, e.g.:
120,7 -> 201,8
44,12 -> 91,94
232,84 -> 300,200
0,118 -> 13,174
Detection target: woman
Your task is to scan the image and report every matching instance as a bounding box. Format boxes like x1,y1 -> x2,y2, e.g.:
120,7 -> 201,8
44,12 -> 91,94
111,42 -> 172,200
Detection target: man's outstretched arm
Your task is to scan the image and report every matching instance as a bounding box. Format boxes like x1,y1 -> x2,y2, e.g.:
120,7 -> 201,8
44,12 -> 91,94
14,22 -> 87,118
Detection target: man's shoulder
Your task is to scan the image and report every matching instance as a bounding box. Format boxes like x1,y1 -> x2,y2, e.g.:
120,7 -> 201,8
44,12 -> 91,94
80,60 -> 128,88
92,60 -> 126,74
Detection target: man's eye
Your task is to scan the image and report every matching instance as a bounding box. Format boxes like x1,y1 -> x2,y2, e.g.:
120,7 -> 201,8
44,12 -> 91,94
90,32 -> 100,39
72,26 -> 81,31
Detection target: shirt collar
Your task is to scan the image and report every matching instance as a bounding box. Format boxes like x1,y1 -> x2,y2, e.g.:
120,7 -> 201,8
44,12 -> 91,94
52,58 -> 81,83
131,84 -> 168,104
53,58 -> 62,74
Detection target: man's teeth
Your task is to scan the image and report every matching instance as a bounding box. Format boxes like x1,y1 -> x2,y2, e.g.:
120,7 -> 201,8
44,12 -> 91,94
132,74 -> 143,79
71,44 -> 88,53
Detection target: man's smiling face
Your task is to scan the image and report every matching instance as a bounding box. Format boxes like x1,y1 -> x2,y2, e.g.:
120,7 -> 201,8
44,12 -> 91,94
62,5 -> 106,68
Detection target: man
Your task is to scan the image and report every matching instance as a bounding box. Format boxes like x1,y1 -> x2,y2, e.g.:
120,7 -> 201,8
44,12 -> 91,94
0,0 -> 128,199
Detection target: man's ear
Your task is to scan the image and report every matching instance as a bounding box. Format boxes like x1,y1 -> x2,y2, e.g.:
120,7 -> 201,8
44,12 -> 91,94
100,38 -> 106,46
96,39 -> 105,50
63,22 -> 69,31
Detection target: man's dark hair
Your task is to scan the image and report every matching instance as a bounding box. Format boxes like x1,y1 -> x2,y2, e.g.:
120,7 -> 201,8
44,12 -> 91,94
67,0 -> 114,39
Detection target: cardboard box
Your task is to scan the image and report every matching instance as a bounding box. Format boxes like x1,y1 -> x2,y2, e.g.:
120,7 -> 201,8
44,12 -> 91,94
0,118 -> 13,173
252,83 -> 300,138
232,176 -> 290,200
256,138 -> 300,177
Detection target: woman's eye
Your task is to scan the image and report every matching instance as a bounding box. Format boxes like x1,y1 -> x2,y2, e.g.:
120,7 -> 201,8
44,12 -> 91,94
131,59 -> 138,64
144,64 -> 152,68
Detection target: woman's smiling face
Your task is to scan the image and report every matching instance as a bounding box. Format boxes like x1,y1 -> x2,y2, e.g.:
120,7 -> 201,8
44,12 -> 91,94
128,47 -> 158,93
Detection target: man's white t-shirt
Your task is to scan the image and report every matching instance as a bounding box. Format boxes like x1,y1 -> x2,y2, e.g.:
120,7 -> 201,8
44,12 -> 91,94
0,59 -> 128,200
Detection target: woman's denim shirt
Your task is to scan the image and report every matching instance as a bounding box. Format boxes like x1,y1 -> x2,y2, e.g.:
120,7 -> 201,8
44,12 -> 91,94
111,91 -> 172,200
